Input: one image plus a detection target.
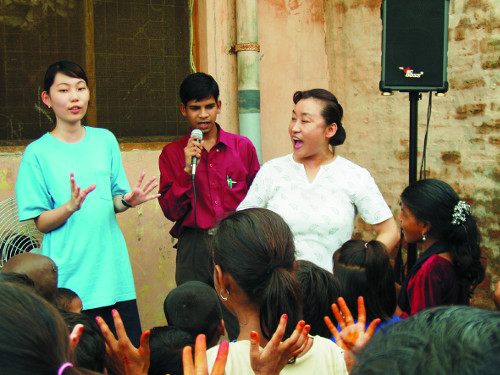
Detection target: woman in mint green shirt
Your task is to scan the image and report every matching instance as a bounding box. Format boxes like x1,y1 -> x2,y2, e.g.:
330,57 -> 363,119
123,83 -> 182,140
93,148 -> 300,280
15,61 -> 159,345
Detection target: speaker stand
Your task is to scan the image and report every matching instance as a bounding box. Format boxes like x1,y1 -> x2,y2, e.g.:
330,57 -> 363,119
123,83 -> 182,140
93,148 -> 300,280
407,91 -> 422,270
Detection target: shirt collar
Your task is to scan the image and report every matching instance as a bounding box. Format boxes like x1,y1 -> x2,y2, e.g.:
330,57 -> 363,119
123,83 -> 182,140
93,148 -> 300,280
216,124 -> 230,147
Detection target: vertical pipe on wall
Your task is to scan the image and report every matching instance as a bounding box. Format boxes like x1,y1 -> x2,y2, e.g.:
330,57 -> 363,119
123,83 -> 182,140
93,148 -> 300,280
235,0 -> 262,163
83,0 -> 97,127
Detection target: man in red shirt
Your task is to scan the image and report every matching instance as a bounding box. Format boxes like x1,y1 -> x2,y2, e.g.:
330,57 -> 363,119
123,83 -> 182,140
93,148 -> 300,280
158,72 -> 260,288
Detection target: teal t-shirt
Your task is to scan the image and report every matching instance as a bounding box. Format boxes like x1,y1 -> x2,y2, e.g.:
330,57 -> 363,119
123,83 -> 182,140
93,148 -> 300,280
15,127 -> 136,309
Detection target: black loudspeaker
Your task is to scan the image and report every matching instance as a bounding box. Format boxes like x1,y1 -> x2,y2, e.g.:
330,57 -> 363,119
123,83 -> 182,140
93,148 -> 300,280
380,0 -> 450,93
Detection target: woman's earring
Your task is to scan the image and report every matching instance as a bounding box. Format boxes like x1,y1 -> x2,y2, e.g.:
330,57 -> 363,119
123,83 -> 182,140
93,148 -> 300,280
48,105 -> 51,109
219,288 -> 229,301
422,232 -> 426,241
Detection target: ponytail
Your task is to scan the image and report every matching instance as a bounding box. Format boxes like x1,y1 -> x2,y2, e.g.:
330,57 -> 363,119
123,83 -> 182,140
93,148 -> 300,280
401,179 -> 485,297
333,240 -> 396,322
260,268 -> 302,340
445,212 -> 484,296
211,209 -> 302,340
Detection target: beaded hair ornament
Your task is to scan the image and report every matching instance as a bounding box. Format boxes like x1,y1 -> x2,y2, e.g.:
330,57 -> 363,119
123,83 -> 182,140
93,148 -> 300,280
451,200 -> 470,226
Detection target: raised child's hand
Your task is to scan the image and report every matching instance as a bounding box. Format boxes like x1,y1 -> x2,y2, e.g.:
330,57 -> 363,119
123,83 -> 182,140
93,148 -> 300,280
183,334 -> 229,375
249,314 -> 310,375
324,296 -> 380,371
96,309 -> 150,375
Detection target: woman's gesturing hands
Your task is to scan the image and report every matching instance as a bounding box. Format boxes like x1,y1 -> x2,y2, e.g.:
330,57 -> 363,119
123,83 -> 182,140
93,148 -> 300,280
68,172 -> 96,212
122,172 -> 160,207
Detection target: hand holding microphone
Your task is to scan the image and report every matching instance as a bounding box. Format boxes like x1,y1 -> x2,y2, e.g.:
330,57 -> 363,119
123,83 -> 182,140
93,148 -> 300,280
184,129 -> 203,179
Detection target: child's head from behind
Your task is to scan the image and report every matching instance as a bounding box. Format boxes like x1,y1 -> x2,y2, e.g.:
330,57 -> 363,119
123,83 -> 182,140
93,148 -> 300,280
0,283 -> 72,374
164,281 -> 222,348
148,325 -> 195,375
333,239 -> 396,322
61,311 -> 105,373
294,260 -> 342,338
0,272 -> 35,289
352,305 -> 500,375
210,208 -> 302,341
1,252 -> 58,304
56,287 -> 83,313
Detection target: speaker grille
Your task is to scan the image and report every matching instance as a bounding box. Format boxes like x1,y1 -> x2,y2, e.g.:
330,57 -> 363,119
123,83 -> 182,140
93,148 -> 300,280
380,0 -> 449,92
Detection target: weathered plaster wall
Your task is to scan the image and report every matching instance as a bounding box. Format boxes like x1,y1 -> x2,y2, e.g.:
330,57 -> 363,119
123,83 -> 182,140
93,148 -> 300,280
194,0 -> 239,135
258,0 -> 331,160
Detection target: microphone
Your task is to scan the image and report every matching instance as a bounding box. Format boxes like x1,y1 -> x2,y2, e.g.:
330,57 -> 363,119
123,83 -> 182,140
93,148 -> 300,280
190,129 -> 203,179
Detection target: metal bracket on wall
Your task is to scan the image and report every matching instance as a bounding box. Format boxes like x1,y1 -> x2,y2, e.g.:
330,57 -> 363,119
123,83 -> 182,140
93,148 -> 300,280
232,43 -> 260,53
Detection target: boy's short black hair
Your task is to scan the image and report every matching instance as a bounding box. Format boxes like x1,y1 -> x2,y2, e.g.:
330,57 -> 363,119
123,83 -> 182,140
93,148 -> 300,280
148,326 -> 194,375
179,72 -> 219,105
294,260 -> 342,338
164,281 -> 222,343
61,311 -> 106,372
352,306 -> 500,375
56,287 -> 80,311
0,272 -> 35,289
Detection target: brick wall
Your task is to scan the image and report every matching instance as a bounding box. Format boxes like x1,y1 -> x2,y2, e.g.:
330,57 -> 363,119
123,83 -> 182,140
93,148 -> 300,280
325,0 -> 499,308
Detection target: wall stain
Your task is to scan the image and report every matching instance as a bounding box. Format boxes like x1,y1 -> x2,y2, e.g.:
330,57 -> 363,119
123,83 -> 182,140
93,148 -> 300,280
482,55 -> 500,69
267,0 -> 324,24
464,0 -> 491,12
441,151 -> 462,165
0,170 -> 13,190
449,77 -> 486,90
347,0 -> 382,11
475,120 -> 500,135
456,103 -> 487,117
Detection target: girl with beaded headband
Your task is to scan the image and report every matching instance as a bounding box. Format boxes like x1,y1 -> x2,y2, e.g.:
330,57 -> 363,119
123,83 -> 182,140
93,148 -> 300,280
397,179 -> 485,316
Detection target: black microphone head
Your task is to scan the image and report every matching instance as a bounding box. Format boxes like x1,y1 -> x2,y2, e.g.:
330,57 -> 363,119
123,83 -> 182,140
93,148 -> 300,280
191,129 -> 203,142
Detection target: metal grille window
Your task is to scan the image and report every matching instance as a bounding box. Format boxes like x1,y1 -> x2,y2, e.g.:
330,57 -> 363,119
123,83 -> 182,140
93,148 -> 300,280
0,0 -> 190,145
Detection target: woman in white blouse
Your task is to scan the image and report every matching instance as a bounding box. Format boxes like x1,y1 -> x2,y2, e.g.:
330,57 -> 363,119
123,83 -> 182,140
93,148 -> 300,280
239,89 -> 399,270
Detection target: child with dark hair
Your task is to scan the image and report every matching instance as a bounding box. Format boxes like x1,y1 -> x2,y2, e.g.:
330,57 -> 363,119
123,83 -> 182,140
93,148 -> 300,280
0,271 -> 35,289
61,311 -> 106,373
351,305 -> 500,375
206,208 -> 347,374
398,179 -> 485,316
148,325 -> 194,375
163,280 -> 224,348
333,240 -> 400,330
57,287 -> 83,313
1,252 -> 58,303
0,282 -> 101,375
294,260 -> 342,338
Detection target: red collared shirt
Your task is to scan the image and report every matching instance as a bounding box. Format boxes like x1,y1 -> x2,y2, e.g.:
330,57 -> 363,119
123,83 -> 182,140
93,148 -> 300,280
158,125 -> 260,237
